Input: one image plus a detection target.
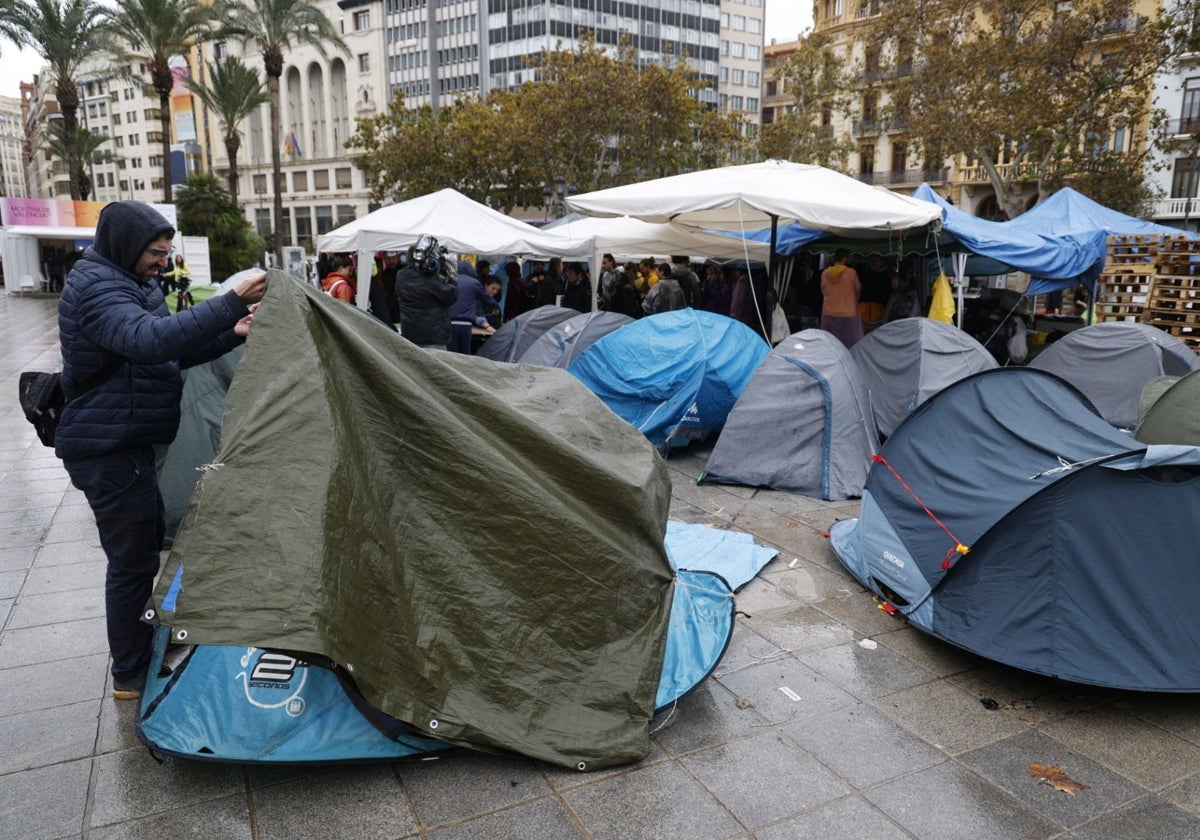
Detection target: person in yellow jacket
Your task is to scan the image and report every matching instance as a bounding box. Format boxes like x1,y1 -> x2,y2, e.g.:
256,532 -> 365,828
820,249 -> 863,348
163,254 -> 193,310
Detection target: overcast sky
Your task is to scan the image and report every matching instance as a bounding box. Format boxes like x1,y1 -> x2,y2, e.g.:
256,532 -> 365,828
2,2 -> 813,100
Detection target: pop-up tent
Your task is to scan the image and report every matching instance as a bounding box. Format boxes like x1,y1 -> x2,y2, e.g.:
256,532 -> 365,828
543,214 -> 773,263
475,304 -> 578,362
851,317 -> 997,438
1028,322 -> 1200,429
699,329 -> 878,500
568,309 -> 770,449
516,310 -> 633,368
155,275 -> 683,770
829,367 -> 1200,691
1136,369 -> 1200,445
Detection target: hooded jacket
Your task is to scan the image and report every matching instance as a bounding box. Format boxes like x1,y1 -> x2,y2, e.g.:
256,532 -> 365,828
449,259 -> 499,325
56,201 -> 251,459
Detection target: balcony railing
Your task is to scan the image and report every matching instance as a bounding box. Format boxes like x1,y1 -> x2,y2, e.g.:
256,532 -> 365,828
852,118 -> 883,136
856,167 -> 949,186
1155,196 -> 1200,219
958,161 -> 1039,182
1167,117 -> 1200,136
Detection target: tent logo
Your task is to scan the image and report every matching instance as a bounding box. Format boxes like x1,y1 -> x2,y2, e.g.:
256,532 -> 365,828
882,550 -> 906,570
237,648 -> 308,717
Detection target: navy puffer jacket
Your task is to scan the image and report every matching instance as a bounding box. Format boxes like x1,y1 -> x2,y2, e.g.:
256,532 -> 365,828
55,201 -> 251,460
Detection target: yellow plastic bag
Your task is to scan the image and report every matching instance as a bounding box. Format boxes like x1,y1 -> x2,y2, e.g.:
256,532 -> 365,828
928,271 -> 956,323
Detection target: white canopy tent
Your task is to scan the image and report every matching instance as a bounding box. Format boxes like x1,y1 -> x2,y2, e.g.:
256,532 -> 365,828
543,215 -> 772,264
565,160 -> 943,336
565,160 -> 943,236
316,188 -> 596,311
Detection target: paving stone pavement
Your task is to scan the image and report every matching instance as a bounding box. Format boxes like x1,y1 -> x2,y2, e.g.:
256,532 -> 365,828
3,291 -> 1200,839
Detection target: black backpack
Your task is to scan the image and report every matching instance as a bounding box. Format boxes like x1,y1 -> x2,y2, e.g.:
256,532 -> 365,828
18,371 -> 66,447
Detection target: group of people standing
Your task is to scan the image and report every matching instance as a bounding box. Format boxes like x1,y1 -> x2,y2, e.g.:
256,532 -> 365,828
316,244 -> 785,351
819,249 -> 922,349
319,245 -> 500,353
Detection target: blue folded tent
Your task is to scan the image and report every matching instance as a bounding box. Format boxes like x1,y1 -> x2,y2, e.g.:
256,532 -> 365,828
568,309 -> 770,449
138,525 -> 779,763
829,367 -> 1200,691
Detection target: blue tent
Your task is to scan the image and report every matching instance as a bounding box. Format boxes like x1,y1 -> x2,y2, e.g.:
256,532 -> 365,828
829,367 -> 1200,691
568,309 -> 770,449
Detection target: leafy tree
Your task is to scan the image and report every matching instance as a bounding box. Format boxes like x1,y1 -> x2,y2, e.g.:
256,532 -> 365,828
221,0 -> 348,264
187,56 -> 270,205
175,172 -> 266,279
42,121 -> 118,200
5,0 -> 114,199
757,30 -> 858,170
867,0 -> 1175,217
106,0 -> 219,203
349,37 -> 748,209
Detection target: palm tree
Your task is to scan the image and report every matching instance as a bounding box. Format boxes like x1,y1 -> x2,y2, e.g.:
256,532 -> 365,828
7,0 -> 114,200
43,120 -> 119,200
186,57 -> 268,206
106,0 -> 219,203
221,0 -> 347,264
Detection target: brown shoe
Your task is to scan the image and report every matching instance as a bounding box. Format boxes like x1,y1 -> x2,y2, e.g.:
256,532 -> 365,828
112,675 -> 145,700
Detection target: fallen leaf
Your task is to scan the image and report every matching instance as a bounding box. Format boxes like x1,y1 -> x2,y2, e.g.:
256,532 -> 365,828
1027,762 -> 1088,795
735,696 -> 754,709
786,521 -> 800,529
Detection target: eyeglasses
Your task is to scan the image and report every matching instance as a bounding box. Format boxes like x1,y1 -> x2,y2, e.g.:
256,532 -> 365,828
147,246 -> 174,260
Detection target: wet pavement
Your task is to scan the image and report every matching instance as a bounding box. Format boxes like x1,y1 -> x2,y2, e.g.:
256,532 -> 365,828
4,290 -> 1200,839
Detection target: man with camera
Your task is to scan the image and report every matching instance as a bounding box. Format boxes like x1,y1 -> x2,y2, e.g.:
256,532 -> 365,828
396,235 -> 457,349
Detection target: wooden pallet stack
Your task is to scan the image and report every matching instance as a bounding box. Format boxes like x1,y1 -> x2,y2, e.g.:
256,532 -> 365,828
1094,234 -> 1200,351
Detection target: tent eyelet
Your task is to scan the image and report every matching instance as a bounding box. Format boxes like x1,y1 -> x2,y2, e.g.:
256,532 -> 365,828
576,761 -> 587,772
175,629 -> 187,640
429,719 -> 439,730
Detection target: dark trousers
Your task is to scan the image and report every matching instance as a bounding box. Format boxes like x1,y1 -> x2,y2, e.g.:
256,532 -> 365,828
63,447 -> 163,682
448,322 -> 474,354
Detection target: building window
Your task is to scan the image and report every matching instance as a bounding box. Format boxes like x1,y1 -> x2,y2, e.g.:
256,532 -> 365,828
1181,78 -> 1200,133
213,41 -> 227,59
892,143 -> 907,173
354,9 -> 370,29
859,145 -> 875,175
358,54 -> 370,72
315,205 -> 333,234
335,167 -> 352,189
293,170 -> 308,191
732,41 -> 745,58
733,15 -> 745,30
732,68 -> 744,84
253,173 -> 267,194
255,208 -> 271,237
748,44 -> 760,59
1172,157 -> 1200,199
313,169 -> 329,190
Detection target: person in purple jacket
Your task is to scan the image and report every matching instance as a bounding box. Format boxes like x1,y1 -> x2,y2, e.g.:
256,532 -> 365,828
56,200 -> 266,700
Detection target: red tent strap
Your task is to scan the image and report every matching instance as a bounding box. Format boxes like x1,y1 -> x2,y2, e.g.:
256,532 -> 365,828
870,454 -> 970,570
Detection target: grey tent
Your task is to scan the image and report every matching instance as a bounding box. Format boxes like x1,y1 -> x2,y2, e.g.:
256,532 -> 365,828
830,367 -> 1200,691
158,346 -> 243,542
155,275 -> 677,770
699,329 -> 878,500
1136,368 -> 1200,445
475,305 -> 577,362
1028,322 -> 1200,429
851,317 -> 997,438
517,310 -> 633,368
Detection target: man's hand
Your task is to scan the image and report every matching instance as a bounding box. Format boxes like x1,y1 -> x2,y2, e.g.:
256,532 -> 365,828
233,270 -> 268,304
234,303 -> 260,338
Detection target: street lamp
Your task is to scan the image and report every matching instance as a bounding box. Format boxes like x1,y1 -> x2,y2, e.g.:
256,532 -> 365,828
542,175 -> 578,220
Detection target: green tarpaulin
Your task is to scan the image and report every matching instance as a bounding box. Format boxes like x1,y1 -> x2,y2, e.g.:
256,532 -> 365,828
156,274 -> 676,769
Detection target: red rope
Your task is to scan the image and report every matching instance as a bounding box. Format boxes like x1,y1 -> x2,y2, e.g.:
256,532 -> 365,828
871,454 -> 970,570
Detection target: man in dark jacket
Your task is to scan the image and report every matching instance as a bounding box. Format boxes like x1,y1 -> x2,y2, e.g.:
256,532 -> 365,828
396,238 -> 457,348
56,200 -> 266,700
447,259 -> 498,353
